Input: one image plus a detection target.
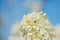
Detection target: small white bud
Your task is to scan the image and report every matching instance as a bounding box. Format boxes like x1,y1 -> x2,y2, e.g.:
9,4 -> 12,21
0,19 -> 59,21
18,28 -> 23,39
40,11 -> 43,13
43,13 -> 46,16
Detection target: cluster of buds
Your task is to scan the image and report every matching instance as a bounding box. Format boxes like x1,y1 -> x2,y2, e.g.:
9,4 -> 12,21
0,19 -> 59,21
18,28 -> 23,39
20,11 -> 56,40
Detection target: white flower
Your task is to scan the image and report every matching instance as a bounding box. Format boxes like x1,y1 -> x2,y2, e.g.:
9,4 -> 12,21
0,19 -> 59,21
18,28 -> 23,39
10,11 -> 56,40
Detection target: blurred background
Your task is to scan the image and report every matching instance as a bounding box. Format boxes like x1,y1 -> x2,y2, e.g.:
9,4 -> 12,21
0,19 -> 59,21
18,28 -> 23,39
0,0 -> 60,40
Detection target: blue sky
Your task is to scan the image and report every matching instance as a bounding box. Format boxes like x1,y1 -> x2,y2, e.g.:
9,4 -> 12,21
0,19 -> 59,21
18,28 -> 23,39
0,0 -> 60,40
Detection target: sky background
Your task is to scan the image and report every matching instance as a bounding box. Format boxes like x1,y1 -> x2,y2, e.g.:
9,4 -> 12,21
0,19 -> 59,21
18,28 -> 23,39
0,0 -> 60,40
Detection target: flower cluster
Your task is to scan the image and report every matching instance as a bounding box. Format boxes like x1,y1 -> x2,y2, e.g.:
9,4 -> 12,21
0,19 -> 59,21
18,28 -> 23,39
20,11 -> 56,40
